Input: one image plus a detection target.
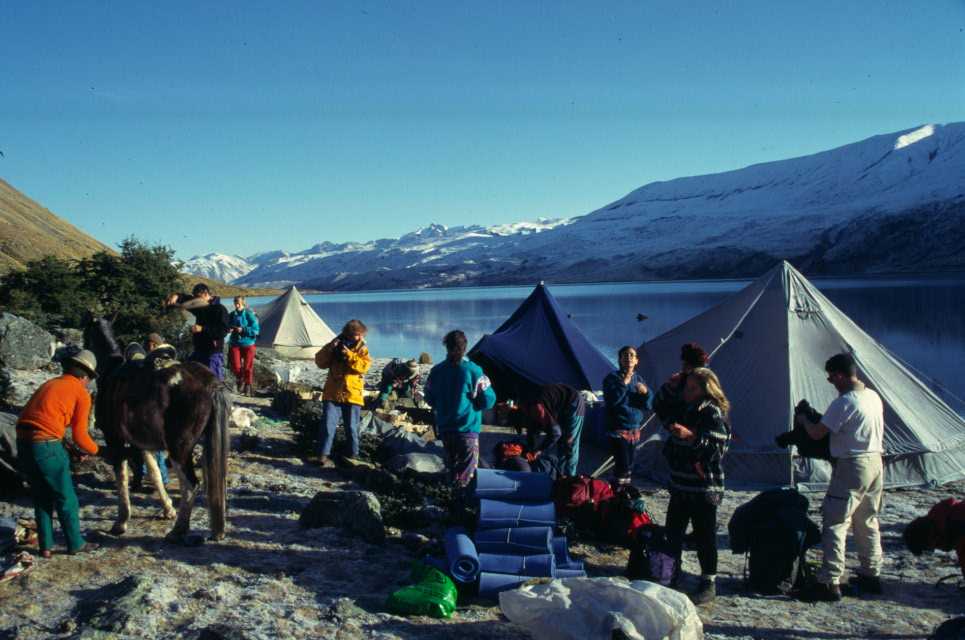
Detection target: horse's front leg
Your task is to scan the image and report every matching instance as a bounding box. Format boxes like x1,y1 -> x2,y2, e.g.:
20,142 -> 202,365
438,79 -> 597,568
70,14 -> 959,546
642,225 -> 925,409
142,451 -> 176,520
110,457 -> 132,536
165,459 -> 198,543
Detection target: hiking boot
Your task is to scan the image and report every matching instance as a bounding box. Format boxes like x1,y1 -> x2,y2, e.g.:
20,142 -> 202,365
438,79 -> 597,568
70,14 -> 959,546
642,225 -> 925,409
689,578 -> 716,605
800,581 -> 842,603
315,455 -> 337,469
849,573 -> 883,595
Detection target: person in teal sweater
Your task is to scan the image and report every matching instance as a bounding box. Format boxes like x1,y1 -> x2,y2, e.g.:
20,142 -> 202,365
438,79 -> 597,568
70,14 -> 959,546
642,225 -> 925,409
228,296 -> 260,396
424,330 -> 496,488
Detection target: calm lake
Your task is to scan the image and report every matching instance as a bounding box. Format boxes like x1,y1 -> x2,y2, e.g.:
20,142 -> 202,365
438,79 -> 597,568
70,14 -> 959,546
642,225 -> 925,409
249,275 -> 965,413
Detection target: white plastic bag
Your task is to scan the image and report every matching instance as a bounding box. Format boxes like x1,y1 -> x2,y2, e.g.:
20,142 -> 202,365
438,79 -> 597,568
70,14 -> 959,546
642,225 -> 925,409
499,577 -> 703,640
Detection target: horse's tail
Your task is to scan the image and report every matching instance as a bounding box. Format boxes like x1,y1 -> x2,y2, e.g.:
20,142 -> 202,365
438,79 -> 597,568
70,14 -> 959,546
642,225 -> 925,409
204,384 -> 231,539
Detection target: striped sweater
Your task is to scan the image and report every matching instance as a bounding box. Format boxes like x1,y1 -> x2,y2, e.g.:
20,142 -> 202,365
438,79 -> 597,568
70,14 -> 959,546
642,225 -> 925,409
663,401 -> 730,494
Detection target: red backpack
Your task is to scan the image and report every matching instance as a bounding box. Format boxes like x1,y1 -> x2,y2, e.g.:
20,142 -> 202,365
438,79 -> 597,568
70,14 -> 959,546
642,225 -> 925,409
553,476 -> 613,524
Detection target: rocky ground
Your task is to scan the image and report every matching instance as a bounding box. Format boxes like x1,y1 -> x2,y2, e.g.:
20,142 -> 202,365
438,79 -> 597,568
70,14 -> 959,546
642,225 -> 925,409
2,376 -> 964,639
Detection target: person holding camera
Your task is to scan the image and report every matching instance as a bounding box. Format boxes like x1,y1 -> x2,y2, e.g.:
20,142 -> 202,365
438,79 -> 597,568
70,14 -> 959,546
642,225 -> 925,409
312,319 -> 372,467
603,345 -> 653,485
797,352 -> 885,602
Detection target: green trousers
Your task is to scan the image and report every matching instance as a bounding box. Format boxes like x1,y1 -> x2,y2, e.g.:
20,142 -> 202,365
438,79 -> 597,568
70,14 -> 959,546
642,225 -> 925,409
18,440 -> 86,552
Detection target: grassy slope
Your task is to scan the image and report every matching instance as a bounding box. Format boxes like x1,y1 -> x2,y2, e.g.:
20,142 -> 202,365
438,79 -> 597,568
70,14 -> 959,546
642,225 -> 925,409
0,177 -> 278,296
0,178 -> 113,270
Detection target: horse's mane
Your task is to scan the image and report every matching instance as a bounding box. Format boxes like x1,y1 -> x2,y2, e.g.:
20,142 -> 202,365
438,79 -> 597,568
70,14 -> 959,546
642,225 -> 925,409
84,317 -> 124,375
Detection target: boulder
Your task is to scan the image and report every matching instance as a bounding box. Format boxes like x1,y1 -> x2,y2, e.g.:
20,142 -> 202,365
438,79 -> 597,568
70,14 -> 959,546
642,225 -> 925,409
385,452 -> 446,475
299,490 -> 385,545
251,357 -> 281,391
230,407 -> 258,429
0,368 -> 57,410
74,575 -> 179,638
0,313 -> 55,370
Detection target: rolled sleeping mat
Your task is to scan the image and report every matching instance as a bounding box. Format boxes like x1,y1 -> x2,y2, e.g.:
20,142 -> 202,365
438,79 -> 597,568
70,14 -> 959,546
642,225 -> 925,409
474,527 -> 553,556
478,499 -> 556,530
478,572 -> 531,599
554,568 -> 587,579
443,527 -> 481,584
478,553 -> 555,578
475,468 -> 554,502
551,536 -> 573,564
556,560 -> 585,572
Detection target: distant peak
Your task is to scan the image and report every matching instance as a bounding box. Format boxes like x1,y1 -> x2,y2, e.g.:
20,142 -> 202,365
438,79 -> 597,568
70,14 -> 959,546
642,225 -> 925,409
894,124 -> 935,150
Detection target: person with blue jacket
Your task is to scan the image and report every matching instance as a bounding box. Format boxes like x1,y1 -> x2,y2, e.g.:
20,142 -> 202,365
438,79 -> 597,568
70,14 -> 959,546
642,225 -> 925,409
228,296 -> 260,396
424,330 -> 496,489
603,346 -> 654,485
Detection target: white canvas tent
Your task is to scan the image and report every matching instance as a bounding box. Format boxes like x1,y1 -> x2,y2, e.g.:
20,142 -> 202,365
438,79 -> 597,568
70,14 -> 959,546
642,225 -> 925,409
254,286 -> 336,359
637,261 -> 965,490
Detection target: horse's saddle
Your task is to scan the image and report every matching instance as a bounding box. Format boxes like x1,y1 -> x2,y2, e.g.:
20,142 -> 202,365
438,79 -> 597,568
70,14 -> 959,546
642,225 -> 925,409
125,345 -> 180,373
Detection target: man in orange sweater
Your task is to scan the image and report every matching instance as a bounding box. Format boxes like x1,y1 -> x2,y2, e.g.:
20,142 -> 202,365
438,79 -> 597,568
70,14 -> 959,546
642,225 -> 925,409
16,350 -> 100,557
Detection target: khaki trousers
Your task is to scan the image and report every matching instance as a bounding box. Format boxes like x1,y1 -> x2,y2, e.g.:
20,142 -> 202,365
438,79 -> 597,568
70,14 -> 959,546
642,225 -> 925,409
818,453 -> 884,585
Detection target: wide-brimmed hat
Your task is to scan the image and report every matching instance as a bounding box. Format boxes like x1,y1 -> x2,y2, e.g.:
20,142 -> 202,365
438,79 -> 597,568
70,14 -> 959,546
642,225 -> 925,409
405,359 -> 419,377
66,349 -> 98,378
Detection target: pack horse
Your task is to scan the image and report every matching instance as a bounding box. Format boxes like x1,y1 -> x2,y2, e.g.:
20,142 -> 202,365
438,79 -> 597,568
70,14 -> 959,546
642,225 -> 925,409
83,316 -> 231,542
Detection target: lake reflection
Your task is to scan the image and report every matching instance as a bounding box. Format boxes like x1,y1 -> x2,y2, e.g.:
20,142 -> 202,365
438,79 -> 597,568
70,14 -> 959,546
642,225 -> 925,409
248,275 -> 965,413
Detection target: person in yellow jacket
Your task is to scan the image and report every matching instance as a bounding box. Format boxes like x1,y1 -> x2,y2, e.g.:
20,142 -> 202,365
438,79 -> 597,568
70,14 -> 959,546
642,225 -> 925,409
312,319 -> 372,466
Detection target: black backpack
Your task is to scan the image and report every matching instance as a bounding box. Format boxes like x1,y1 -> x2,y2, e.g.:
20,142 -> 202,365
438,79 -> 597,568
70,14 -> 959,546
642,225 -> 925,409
746,525 -> 814,594
625,525 -> 678,587
729,489 -> 821,595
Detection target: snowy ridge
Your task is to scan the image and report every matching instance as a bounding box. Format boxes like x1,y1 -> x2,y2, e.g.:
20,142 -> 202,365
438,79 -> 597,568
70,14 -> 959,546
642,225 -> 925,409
184,123 -> 965,289
180,253 -> 256,283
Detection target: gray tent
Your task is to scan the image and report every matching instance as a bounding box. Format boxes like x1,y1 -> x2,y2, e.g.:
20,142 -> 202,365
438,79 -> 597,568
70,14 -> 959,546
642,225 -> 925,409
255,286 -> 336,359
637,261 -> 965,490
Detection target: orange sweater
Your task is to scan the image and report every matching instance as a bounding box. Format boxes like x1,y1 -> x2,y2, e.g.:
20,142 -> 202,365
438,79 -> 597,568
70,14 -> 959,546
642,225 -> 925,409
16,375 -> 99,454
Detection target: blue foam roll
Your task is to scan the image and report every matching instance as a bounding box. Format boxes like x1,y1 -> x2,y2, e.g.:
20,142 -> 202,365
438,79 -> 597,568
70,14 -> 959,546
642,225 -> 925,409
556,560 -> 585,572
475,468 -> 554,501
551,536 -> 572,564
474,527 -> 553,555
554,568 -> 587,579
478,553 -> 555,577
478,572 -> 530,599
444,527 -> 480,583
478,499 -> 556,530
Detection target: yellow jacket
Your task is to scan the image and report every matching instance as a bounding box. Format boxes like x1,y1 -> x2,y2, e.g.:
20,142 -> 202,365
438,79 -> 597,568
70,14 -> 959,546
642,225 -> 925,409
315,339 -> 372,405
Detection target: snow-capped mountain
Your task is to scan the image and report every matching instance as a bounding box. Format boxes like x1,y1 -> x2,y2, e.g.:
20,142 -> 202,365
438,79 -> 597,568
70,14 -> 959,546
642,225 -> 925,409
180,253 -> 256,283
187,123 -> 965,289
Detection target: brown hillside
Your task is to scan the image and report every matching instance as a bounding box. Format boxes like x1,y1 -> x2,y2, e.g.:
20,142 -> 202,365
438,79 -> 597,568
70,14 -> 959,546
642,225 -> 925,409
0,178 -> 113,272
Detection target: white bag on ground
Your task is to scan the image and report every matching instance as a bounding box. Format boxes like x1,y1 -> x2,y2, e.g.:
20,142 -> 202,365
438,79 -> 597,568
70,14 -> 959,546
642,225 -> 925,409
499,577 -> 703,640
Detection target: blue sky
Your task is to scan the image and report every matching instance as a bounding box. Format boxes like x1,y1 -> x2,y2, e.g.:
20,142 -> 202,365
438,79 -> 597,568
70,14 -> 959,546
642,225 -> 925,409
1,1 -> 963,259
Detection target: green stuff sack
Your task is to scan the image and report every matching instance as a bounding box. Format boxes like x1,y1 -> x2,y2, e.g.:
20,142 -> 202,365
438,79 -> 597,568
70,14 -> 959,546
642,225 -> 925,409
387,562 -> 458,619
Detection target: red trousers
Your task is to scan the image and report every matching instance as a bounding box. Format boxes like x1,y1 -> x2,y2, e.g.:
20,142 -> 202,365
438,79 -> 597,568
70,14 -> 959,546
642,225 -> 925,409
229,345 -> 256,385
